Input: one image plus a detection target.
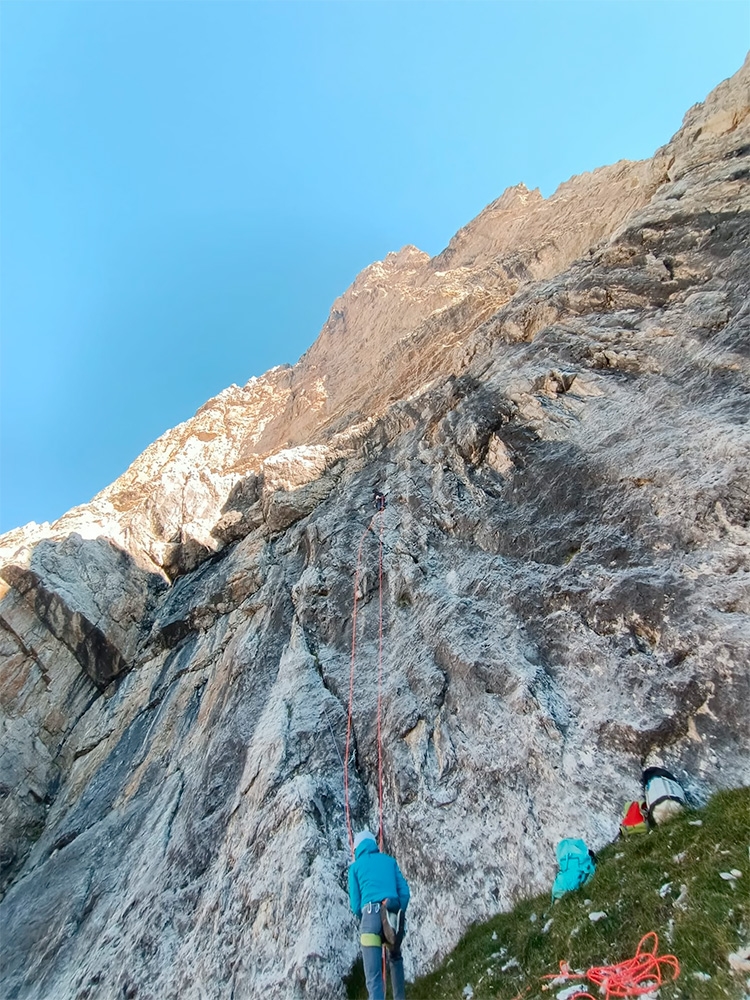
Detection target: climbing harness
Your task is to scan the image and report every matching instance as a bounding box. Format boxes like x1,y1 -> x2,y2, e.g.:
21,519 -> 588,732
343,494 -> 388,856
541,932 -> 680,999
380,900 -> 405,952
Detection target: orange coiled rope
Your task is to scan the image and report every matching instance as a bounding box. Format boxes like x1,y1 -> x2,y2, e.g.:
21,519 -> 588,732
543,932 -> 680,999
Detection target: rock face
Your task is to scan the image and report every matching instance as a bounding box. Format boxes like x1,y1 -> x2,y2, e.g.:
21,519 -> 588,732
1,57 -> 749,1000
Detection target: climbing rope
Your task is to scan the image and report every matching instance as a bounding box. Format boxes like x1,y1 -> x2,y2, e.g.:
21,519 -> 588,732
343,500 -> 387,856
376,508 -> 385,851
343,514 -> 374,855
542,932 -> 680,999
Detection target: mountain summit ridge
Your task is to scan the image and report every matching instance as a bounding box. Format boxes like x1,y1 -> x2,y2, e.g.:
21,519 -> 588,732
0,93 -> 683,577
7,55 -> 746,577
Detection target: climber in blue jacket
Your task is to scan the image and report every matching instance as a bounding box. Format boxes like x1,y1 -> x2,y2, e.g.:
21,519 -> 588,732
348,830 -> 410,1000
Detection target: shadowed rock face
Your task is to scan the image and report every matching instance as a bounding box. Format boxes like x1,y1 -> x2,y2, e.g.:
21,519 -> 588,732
1,57 -> 749,1000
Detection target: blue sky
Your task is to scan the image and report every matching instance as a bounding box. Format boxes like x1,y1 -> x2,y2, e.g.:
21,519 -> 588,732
1,1 -> 747,532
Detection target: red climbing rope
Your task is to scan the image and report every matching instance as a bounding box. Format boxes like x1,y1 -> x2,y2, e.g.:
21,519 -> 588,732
376,509 -> 385,850
343,514 -> 375,855
376,509 -> 386,996
542,932 -> 680,999
343,504 -> 388,856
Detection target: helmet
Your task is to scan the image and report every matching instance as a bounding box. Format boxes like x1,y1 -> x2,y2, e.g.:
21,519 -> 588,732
353,830 -> 377,852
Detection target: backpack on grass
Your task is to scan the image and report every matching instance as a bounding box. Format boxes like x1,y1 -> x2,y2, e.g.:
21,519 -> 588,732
620,800 -> 649,836
643,767 -> 687,825
551,838 -> 596,901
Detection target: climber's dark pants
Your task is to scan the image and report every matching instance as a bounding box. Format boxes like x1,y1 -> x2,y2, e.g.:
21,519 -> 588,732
360,903 -> 405,1000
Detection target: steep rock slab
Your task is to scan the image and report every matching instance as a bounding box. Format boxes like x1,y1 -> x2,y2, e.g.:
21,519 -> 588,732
0,534 -> 166,896
1,534 -> 167,688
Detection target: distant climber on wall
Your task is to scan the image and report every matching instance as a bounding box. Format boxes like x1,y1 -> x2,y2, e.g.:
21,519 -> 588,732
348,830 -> 410,1000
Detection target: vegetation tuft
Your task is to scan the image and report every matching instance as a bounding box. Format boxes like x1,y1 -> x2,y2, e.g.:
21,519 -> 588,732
346,787 -> 749,999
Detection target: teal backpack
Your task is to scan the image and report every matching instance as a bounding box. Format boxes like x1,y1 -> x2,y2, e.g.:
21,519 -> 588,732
551,838 -> 596,900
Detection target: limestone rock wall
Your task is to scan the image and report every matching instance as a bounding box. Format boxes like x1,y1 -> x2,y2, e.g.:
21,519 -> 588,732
0,56 -> 748,1000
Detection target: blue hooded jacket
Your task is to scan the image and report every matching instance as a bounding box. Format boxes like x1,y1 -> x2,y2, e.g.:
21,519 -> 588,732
348,838 -> 410,919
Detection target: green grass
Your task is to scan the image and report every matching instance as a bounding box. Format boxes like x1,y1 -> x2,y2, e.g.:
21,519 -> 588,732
346,787 -> 750,999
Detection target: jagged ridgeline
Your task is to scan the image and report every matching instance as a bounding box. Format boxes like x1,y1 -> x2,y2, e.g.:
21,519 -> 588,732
1,56 -> 748,1000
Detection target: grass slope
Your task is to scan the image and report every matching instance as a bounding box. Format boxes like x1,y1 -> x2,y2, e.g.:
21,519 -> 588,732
347,787 -> 750,999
